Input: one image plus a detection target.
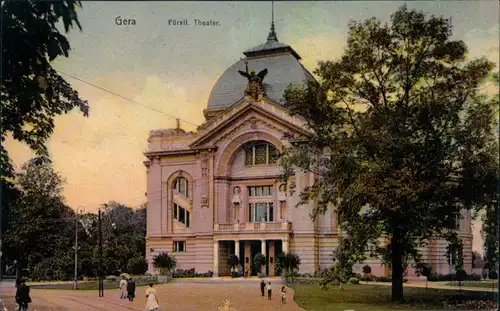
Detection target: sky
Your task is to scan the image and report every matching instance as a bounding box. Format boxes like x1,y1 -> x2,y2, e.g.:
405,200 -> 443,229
4,1 -> 499,252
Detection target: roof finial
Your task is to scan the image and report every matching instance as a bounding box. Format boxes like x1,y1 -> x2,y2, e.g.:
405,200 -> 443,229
267,1 -> 278,42
176,118 -> 180,129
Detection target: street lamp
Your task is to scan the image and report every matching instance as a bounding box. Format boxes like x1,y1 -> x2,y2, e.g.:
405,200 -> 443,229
98,203 -> 107,297
73,206 -> 85,290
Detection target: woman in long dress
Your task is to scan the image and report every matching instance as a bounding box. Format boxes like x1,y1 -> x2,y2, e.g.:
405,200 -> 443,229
119,277 -> 128,299
145,283 -> 160,311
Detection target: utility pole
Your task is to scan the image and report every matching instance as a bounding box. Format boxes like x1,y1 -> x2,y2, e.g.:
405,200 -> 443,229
73,207 -> 84,290
98,207 -> 104,297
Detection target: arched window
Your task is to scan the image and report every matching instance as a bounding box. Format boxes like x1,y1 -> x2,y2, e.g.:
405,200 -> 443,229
244,141 -> 278,165
173,177 -> 188,197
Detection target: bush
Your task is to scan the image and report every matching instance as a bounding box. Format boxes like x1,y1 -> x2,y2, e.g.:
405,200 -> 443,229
427,272 -> 484,282
488,271 -> 498,279
471,273 -> 482,281
360,275 -> 374,282
170,268 -> 213,278
127,256 -> 148,275
374,276 -> 392,282
348,277 -> 360,284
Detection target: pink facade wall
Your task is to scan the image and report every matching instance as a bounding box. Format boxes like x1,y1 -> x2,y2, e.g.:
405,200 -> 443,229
145,101 -> 474,276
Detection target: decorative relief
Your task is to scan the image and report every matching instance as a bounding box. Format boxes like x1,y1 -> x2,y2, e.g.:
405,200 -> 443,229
212,117 -> 284,146
232,186 -> 242,204
199,151 -> 211,207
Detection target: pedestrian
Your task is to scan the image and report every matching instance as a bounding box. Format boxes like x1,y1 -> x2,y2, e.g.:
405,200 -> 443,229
127,278 -> 136,301
119,276 -> 128,299
266,281 -> 272,300
280,286 -> 287,304
260,280 -> 266,296
15,280 -> 31,311
145,283 -> 160,311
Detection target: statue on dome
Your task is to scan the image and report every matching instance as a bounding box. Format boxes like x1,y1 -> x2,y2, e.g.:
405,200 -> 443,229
238,61 -> 268,101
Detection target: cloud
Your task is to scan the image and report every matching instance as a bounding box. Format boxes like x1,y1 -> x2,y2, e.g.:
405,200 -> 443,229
291,35 -> 346,73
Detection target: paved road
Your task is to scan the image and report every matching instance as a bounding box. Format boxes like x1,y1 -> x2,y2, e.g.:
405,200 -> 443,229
0,282 -> 304,311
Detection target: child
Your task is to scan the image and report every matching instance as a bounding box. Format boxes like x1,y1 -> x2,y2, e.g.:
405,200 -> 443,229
281,286 -> 287,304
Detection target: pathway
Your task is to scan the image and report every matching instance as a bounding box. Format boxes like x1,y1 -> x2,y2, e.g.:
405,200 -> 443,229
0,281 -> 304,311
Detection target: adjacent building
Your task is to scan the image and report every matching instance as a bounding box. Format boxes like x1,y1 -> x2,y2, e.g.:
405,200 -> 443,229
144,23 -> 473,277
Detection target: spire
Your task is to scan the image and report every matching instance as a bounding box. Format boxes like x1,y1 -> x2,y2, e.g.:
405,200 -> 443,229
267,1 -> 278,42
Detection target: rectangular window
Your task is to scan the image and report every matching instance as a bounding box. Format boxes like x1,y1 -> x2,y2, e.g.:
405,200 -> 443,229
173,241 -> 186,252
179,178 -> 187,197
248,186 -> 273,197
174,203 -> 178,219
179,207 -> 185,224
269,203 -> 274,222
255,186 -> 262,196
262,186 -> 269,196
186,210 -> 190,228
248,204 -> 253,222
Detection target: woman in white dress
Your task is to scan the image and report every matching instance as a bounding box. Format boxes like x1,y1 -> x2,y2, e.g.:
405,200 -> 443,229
145,283 -> 160,311
119,277 -> 128,299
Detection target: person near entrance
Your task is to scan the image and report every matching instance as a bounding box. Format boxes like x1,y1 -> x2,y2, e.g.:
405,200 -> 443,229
260,280 -> 266,296
266,282 -> 272,300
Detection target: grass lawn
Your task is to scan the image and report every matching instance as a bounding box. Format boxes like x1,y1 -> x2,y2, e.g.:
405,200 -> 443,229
290,283 -> 498,311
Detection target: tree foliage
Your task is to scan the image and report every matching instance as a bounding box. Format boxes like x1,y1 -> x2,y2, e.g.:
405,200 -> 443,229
1,0 -> 88,181
281,5 -> 498,302
275,252 -> 301,280
153,252 -> 177,275
1,157 -> 147,280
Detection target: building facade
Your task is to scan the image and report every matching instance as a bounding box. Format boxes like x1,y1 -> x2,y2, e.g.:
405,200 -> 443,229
144,25 -> 473,278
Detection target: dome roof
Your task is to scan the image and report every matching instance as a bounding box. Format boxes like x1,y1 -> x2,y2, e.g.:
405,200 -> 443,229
206,25 -> 315,111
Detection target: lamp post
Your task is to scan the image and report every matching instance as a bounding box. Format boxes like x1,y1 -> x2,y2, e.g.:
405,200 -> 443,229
73,206 -> 85,290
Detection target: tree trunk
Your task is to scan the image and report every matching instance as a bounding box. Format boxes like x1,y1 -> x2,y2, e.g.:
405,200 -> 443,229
391,236 -> 404,302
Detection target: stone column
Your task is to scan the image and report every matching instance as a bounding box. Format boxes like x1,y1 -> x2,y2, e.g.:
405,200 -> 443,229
269,241 -> 275,277
235,240 -> 240,257
244,241 -> 251,277
261,239 -> 266,275
282,239 -> 289,254
213,240 -> 219,277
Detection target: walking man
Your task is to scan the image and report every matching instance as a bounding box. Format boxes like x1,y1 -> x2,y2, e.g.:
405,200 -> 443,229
119,276 -> 128,299
266,281 -> 272,300
127,278 -> 136,301
260,280 -> 266,296
15,280 -> 31,311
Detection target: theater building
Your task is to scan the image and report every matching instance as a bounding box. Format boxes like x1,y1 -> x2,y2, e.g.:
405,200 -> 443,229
144,23 -> 472,277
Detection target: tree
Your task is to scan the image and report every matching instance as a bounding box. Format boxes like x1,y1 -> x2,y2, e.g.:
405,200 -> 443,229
3,156 -> 75,282
362,265 -> 371,275
481,71 -> 499,280
127,256 -> 148,275
1,1 -> 88,161
281,5 -> 498,302
153,252 -> 176,276
253,253 -> 267,276
275,252 -> 301,283
1,0 -> 88,280
226,254 -> 239,277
